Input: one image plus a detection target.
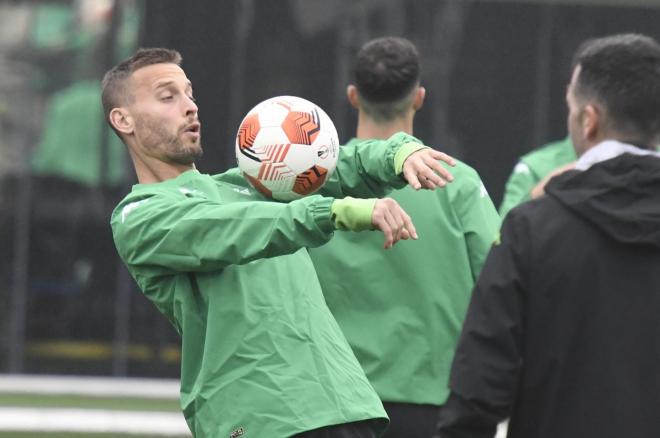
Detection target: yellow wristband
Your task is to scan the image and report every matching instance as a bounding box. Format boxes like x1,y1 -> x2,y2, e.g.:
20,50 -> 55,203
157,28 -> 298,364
330,197 -> 376,231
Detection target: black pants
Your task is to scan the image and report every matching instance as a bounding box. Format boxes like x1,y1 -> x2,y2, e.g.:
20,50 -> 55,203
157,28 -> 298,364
292,419 -> 380,438
381,402 -> 442,438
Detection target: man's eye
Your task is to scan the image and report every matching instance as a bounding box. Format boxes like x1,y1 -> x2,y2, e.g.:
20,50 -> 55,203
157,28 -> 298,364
188,95 -> 196,102
161,95 -> 173,101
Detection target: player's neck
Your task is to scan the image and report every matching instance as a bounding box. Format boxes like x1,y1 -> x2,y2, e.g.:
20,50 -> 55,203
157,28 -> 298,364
355,113 -> 413,140
128,148 -> 196,184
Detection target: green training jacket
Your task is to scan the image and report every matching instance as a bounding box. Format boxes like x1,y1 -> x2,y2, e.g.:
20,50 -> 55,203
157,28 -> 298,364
498,137 -> 576,218
111,133 -> 418,438
309,139 -> 500,406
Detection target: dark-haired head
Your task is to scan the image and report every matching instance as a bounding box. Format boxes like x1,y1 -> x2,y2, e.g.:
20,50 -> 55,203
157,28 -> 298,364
352,37 -> 421,122
568,34 -> 660,154
101,48 -> 182,133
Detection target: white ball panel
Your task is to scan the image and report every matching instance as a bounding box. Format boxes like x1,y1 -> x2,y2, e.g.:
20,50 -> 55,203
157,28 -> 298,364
253,102 -> 288,127
236,151 -> 261,175
283,144 -> 316,173
252,127 -> 289,152
261,177 -> 295,195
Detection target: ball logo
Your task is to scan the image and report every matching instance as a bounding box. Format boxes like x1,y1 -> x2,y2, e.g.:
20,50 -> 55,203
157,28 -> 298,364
317,145 -> 329,159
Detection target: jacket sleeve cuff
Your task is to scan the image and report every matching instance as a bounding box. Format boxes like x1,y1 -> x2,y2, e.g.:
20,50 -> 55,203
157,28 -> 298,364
330,197 -> 376,231
307,196 -> 336,234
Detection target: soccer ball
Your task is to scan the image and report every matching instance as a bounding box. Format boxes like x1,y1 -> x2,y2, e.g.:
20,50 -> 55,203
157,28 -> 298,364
235,95 -> 339,201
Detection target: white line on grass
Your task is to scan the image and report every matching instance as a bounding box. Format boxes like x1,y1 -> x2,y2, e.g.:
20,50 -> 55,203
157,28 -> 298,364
0,375 -> 180,399
0,407 -> 191,435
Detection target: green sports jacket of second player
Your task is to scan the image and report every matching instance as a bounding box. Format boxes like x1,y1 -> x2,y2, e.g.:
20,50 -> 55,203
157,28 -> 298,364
309,139 -> 501,406
498,137 -> 576,219
111,133 -> 420,438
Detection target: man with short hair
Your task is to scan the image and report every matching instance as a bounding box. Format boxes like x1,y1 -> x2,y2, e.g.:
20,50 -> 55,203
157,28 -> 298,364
435,33 -> 660,438
104,47 -> 455,438
309,37 -> 500,437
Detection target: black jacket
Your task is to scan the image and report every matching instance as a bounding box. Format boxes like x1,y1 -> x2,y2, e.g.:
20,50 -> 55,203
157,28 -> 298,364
436,153 -> 660,438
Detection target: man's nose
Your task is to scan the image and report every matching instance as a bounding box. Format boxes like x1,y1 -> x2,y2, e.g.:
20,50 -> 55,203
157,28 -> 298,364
184,96 -> 198,115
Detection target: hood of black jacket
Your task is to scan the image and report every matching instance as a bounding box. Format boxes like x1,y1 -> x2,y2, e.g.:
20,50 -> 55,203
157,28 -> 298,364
545,153 -> 660,248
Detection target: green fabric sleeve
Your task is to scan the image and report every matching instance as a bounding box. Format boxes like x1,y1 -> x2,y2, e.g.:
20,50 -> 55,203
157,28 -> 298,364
330,197 -> 376,231
320,131 -> 422,199
111,193 -> 335,273
499,138 -> 577,219
394,142 -> 429,175
453,169 -> 501,281
498,162 -> 538,219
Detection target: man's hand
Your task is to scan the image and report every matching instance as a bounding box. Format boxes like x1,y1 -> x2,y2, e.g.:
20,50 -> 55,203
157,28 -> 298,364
331,196 -> 417,248
372,198 -> 417,249
530,162 -> 576,199
402,148 -> 456,190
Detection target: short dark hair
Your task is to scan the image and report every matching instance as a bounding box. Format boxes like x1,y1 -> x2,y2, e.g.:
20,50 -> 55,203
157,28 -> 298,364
101,48 -> 182,123
353,36 -> 420,121
572,33 -> 660,146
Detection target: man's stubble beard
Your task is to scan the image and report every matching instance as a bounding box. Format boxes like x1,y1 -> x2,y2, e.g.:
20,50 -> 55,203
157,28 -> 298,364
137,114 -> 204,165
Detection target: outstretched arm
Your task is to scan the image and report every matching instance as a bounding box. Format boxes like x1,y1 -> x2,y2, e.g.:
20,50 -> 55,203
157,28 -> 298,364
218,132 -> 455,199
112,190 -> 417,273
112,192 -> 336,273
322,132 -> 455,198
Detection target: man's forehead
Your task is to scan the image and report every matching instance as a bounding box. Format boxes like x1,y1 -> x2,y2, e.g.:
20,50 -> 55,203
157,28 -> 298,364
131,63 -> 191,89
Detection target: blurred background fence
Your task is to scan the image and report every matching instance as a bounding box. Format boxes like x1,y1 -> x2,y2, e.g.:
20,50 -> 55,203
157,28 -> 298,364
2,0 -> 660,385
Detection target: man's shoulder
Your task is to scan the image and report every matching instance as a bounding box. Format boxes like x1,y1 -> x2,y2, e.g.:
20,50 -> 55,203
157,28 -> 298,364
111,182 -> 184,227
443,159 -> 488,198
115,181 -> 180,206
450,158 -> 481,178
520,138 -> 576,169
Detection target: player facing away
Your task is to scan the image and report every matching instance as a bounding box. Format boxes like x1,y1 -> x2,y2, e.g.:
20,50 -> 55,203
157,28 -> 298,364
435,33 -> 660,438
308,37 -> 500,437
102,47 -> 456,438
498,136 -> 576,219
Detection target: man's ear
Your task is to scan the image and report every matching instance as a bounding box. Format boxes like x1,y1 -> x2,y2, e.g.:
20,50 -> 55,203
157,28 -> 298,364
581,104 -> 600,142
413,86 -> 426,111
109,108 -> 134,135
346,85 -> 360,109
